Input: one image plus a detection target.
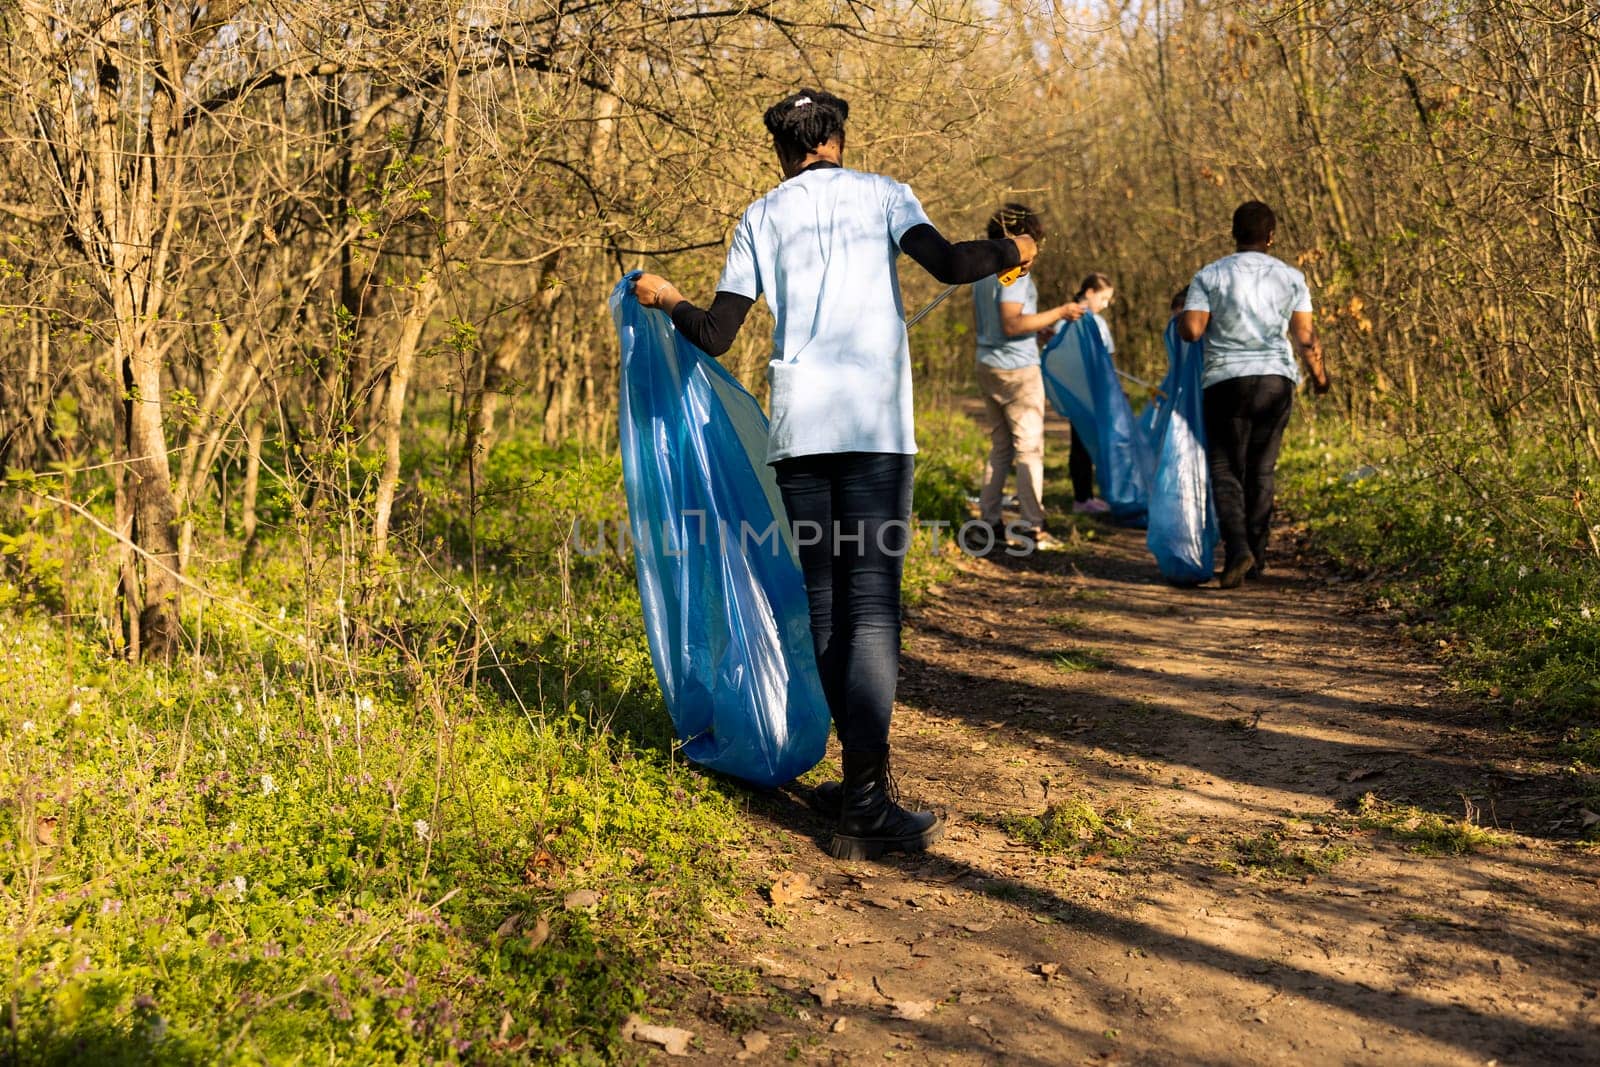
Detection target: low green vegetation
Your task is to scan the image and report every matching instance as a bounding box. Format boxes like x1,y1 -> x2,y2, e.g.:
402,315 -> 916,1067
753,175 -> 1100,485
1054,648 -> 1115,674
1223,827 -> 1354,879
1352,793 -> 1511,856
1279,420 -> 1600,725
0,405 -> 993,1062
1279,416 -> 1600,822
996,794 -> 1145,861
1,432 -> 745,1064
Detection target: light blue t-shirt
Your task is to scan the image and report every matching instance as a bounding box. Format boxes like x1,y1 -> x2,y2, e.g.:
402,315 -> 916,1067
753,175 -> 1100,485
973,274 -> 1039,371
1094,313 -> 1114,355
1183,251 -> 1312,388
716,166 -> 932,463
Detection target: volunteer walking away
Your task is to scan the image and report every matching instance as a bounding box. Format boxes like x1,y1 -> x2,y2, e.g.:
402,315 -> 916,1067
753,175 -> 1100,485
632,89 -> 1039,859
1178,200 -> 1330,589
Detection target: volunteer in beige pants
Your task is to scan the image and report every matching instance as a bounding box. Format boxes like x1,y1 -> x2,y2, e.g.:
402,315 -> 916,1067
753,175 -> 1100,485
971,204 -> 1085,547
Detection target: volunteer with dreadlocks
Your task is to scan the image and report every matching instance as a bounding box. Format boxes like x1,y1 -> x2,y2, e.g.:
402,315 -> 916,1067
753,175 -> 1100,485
633,89 -> 1035,860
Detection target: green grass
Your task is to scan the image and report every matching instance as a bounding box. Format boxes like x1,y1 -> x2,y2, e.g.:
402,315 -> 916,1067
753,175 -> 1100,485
1278,418 -> 1600,725
1278,414 -> 1600,819
1353,793 -> 1510,856
1054,648 -> 1114,674
996,794 -> 1144,860
1224,827 -> 1354,879
0,398 -> 1014,1062
0,427 -> 749,1064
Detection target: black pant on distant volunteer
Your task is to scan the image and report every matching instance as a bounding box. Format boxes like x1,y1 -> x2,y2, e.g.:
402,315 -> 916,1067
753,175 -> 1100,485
1202,373 -> 1295,574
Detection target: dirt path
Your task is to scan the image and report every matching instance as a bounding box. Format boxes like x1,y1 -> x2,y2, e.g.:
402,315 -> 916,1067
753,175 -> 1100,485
655,451 -> 1600,1065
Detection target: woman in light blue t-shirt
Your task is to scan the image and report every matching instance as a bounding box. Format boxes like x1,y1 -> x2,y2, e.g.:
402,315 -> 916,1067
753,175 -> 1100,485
632,89 -> 1036,861
1178,201 -> 1330,588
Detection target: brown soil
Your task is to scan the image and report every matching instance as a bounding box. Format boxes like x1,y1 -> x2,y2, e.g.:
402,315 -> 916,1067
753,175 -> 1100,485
651,445 -> 1600,1066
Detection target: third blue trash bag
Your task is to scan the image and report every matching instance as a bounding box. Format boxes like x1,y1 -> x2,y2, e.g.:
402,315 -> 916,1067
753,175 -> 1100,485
1145,319 -> 1219,584
611,273 -> 829,787
1040,313 -> 1152,523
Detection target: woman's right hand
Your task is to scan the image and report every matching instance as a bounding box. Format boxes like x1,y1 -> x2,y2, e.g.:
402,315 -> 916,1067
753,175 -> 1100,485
1011,235 -> 1038,275
634,273 -> 681,311
1056,302 -> 1086,324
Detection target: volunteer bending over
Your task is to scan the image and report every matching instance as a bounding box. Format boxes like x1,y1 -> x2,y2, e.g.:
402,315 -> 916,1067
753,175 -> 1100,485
633,89 -> 1034,860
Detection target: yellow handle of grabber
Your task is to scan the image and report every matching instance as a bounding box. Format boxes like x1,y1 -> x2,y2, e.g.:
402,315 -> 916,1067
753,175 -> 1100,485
905,262 -> 1029,330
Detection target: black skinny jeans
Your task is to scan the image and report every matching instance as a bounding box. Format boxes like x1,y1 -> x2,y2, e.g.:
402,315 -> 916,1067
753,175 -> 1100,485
1202,374 -> 1295,567
1069,426 -> 1095,502
772,452 -> 913,754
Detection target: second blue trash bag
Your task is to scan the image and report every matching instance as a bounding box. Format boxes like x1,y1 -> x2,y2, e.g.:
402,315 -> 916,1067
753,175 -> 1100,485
610,273 -> 830,787
1040,313 -> 1152,523
1145,319 -> 1220,584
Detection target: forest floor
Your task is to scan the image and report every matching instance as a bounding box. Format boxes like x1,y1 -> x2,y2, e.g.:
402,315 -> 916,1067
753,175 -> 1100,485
651,413 -> 1600,1066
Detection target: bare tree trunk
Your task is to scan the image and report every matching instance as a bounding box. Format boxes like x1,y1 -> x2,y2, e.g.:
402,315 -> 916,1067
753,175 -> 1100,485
241,413 -> 266,559
372,274 -> 439,559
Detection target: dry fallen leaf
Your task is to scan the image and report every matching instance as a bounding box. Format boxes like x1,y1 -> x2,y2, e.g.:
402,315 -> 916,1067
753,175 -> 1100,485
767,870 -> 816,907
811,978 -> 846,1006
1035,962 -> 1061,979
891,999 -> 935,1021
962,921 -> 994,933
495,911 -> 524,937
622,1015 -> 693,1056
525,915 -> 550,949
735,1030 -> 771,1060
830,1016 -> 848,1033
563,889 -> 600,912
1580,808 -> 1600,829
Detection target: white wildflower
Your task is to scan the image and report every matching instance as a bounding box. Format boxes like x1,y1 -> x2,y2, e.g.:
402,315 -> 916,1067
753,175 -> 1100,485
356,694 -> 373,716
1582,606 -> 1593,620
233,701 -> 243,715
230,876 -> 247,900
67,701 -> 83,717
260,774 -> 277,796
1518,564 -> 1530,579
257,725 -> 268,743
203,669 -> 218,683
413,819 -> 431,842
20,720 -> 36,734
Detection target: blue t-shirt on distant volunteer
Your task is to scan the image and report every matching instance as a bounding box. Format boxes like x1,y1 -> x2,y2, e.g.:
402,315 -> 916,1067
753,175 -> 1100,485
716,167 -> 933,464
973,274 -> 1039,371
1182,251 -> 1312,388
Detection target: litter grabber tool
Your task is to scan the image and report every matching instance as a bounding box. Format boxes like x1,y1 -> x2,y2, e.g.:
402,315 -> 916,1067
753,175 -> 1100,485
905,263 -> 1027,330
1115,368 -> 1158,392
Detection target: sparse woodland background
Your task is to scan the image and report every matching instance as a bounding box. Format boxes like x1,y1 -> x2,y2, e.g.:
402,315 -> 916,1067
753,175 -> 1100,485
0,0 -> 1596,657
1,3 -> 1598,1059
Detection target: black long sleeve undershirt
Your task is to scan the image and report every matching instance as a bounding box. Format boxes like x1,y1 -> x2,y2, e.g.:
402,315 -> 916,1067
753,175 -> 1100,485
898,224 -> 1021,286
667,222 -> 1021,357
670,290 -> 754,358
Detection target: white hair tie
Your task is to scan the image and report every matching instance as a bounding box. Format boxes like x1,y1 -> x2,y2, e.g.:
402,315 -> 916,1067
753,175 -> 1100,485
792,97 -> 812,108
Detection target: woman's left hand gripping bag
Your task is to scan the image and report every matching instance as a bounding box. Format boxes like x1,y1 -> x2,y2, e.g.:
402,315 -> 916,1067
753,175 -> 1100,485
610,273 -> 829,787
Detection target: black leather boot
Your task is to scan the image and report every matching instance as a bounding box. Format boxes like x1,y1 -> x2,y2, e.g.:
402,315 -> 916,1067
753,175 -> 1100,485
829,749 -> 943,860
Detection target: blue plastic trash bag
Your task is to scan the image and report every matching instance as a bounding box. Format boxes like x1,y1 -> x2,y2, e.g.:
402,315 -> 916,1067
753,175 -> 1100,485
1145,319 -> 1219,584
610,273 -> 830,787
1040,313 -> 1152,523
